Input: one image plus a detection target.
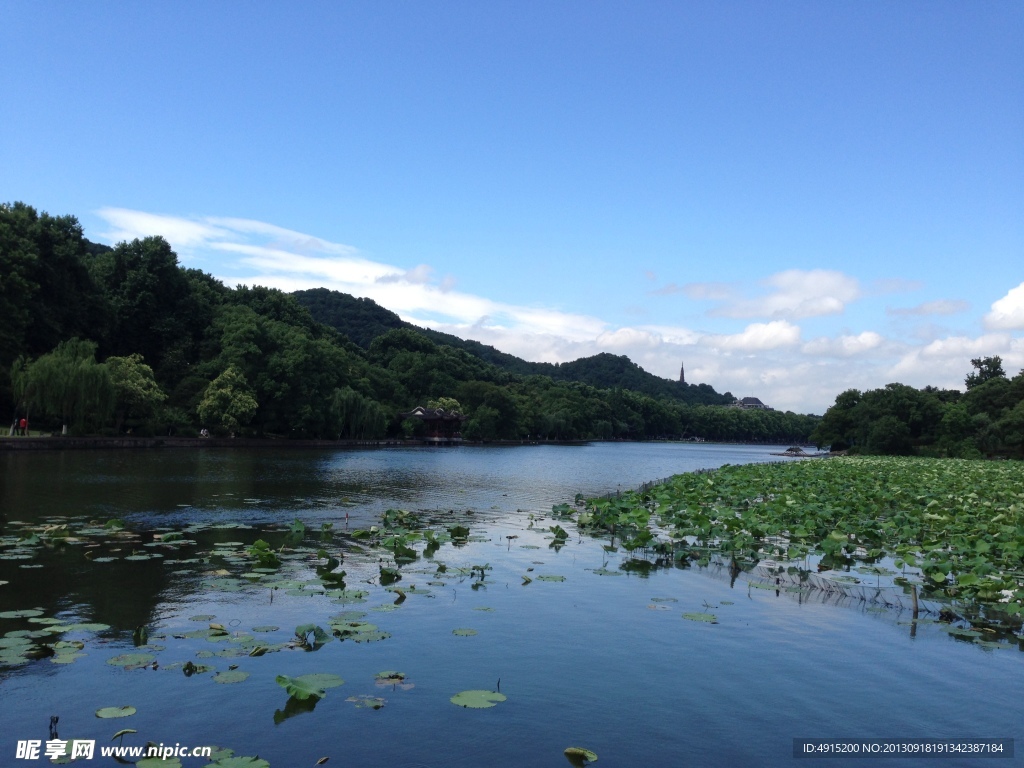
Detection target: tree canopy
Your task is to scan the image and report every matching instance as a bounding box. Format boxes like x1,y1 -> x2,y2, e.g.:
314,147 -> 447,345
4,201 -> 822,442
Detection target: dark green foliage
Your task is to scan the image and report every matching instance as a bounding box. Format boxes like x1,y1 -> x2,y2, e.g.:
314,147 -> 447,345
292,288 -> 405,347
296,288 -> 733,405
812,366 -> 1024,457
965,356 -> 1006,390
2,200 -> 820,442
0,202 -> 106,375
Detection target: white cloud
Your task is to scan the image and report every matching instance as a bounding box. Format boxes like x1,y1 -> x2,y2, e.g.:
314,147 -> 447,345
97,207 -> 231,251
90,208 -> 1023,416
377,264 -> 434,285
595,328 -> 660,350
801,331 -> 885,357
889,334 -> 1024,387
985,282 -> 1024,330
706,321 -> 802,351
698,269 -> 860,320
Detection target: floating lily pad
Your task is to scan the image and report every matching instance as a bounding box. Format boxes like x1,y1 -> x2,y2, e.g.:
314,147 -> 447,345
536,575 -> 566,582
564,746 -> 599,765
450,689 -> 507,708
251,625 -> 279,633
51,652 -> 86,664
352,630 -> 391,643
96,705 -> 137,718
0,636 -> 33,648
329,611 -> 367,622
213,670 -> 250,684
347,694 -> 386,709
452,628 -> 478,636
107,653 -> 156,667
0,609 -> 44,619
592,568 -> 622,576
682,612 -> 718,623
472,606 -> 494,612
650,597 -> 678,603
59,622 -> 111,632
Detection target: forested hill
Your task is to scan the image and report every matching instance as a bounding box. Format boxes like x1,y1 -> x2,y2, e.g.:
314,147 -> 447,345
292,288 -> 733,405
3,201 -> 820,444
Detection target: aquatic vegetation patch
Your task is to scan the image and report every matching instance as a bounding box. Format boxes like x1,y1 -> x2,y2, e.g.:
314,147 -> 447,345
580,457 -> 1024,626
450,689 -> 507,708
95,705 -> 136,718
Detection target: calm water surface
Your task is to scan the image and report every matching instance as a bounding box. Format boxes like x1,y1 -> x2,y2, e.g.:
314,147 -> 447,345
0,444 -> 1020,767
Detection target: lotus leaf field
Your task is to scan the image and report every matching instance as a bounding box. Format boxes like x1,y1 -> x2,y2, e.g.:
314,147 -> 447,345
580,456 -> 1024,626
0,450 -> 1021,766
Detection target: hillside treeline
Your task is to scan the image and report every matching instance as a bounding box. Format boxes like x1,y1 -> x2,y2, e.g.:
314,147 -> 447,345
293,288 -> 732,405
811,357 -> 1024,458
1,201 -> 819,442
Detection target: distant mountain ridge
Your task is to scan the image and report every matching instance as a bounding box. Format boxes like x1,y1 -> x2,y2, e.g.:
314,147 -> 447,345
292,288 -> 733,406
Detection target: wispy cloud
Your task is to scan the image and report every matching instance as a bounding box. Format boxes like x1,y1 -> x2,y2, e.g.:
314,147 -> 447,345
801,331 -> 886,357
689,269 -> 861,320
887,299 -> 969,316
92,208 -> 1022,415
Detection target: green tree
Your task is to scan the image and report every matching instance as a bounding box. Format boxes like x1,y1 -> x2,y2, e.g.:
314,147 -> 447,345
0,202 -> 106,374
88,236 -> 193,378
965,356 -> 1006,390
27,339 -> 114,435
198,366 -> 257,433
106,353 -> 167,431
426,396 -> 462,413
329,386 -> 387,439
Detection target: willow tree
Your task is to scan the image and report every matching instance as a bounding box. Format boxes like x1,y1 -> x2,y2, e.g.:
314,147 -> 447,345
27,339 -> 114,435
329,386 -> 387,439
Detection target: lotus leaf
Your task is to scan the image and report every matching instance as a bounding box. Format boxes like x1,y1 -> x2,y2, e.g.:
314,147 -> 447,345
452,628 -> 478,636
347,694 -> 386,709
276,673 -> 341,700
450,689 -> 507,708
107,653 -> 155,667
564,747 -> 599,765
213,670 -> 250,683
51,652 -> 85,664
96,706 -> 137,718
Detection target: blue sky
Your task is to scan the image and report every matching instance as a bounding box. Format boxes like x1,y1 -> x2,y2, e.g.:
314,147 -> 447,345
2,2 -> 1021,413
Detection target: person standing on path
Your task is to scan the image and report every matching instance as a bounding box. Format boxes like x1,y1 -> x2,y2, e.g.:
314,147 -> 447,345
19,417 -> 27,436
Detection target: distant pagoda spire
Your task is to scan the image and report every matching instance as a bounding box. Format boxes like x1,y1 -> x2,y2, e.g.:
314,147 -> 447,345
679,361 -> 685,384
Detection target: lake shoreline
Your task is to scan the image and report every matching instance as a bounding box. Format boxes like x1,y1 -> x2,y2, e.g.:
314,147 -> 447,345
0,435 -> 594,451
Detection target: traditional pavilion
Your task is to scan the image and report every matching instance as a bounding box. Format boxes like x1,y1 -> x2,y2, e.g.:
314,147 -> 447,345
400,406 -> 467,443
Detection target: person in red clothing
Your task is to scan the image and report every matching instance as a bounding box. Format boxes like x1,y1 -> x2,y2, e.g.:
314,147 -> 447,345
18,417 -> 27,436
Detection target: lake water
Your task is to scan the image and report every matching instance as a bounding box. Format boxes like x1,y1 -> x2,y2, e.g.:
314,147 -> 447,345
0,443 -> 1020,767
